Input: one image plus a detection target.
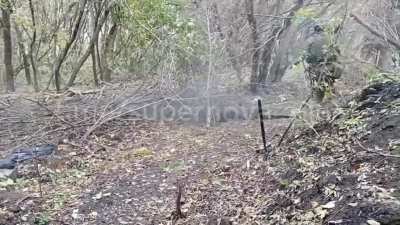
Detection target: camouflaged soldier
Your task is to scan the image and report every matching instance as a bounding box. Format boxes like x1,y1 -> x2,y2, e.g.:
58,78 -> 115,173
304,25 -> 343,103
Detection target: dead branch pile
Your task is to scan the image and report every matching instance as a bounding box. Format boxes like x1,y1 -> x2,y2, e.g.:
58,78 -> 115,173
0,83 -> 161,154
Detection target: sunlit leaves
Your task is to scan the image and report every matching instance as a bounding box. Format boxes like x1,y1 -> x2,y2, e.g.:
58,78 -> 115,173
112,0 -> 201,76
294,7 -> 318,25
117,0 -> 197,49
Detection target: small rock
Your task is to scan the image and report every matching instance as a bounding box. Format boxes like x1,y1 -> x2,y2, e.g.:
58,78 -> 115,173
71,209 -> 80,219
367,219 -> 380,225
348,202 -> 358,207
321,201 -> 336,209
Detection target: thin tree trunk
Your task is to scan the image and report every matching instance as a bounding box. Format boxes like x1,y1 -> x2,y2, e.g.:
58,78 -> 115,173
52,0 -> 88,92
258,0 -> 283,84
66,8 -> 109,87
45,1 -> 59,91
91,46 -> 99,87
226,32 -> 243,83
1,0 -> 15,92
258,0 -> 304,83
210,2 -> 243,82
206,7 -> 214,127
209,2 -> 224,39
95,36 -> 103,81
28,0 -> 39,92
101,23 -> 118,82
13,22 -> 32,85
245,0 -> 259,93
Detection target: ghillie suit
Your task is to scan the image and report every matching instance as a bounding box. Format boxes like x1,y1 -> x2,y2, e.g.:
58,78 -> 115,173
304,26 -> 343,103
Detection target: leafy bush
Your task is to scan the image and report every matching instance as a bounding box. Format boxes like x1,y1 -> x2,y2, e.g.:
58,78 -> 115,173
114,0 -> 203,78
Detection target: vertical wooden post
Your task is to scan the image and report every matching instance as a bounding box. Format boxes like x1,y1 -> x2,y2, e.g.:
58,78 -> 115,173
257,99 -> 268,158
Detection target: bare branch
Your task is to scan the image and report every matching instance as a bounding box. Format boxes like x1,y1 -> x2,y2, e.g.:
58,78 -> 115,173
357,140 -> 400,159
351,13 -> 400,50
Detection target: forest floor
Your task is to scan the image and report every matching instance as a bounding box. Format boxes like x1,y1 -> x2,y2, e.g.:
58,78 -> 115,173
0,81 -> 399,225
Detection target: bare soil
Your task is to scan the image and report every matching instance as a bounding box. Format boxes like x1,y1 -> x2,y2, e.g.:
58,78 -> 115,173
0,82 -> 399,225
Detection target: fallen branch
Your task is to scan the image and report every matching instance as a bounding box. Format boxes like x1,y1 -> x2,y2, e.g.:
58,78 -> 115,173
23,98 -> 75,128
277,94 -> 312,147
357,140 -> 400,159
0,99 -> 11,107
65,88 -> 102,97
82,98 -> 164,140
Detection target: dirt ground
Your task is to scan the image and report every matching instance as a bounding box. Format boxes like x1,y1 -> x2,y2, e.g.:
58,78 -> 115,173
1,81 -> 399,225
0,116 -> 289,225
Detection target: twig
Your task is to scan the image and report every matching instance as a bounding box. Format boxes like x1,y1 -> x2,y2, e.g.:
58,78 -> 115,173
82,98 -> 164,140
33,149 -> 43,198
351,13 -> 400,50
240,13 -> 292,19
356,140 -> 400,159
329,112 -> 343,124
277,94 -> 312,147
0,99 -> 11,107
23,98 -> 75,128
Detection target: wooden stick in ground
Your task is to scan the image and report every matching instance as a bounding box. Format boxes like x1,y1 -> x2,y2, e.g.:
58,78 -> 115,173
277,94 -> 312,147
175,181 -> 184,219
172,181 -> 185,224
257,99 -> 269,158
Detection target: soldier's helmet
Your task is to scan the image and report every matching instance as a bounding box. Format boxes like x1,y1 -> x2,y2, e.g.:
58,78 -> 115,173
313,25 -> 324,33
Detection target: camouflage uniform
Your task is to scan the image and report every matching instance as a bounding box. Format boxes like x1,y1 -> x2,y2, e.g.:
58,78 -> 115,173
304,26 -> 343,103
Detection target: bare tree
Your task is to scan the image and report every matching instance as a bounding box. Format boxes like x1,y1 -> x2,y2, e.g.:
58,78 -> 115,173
52,0 -> 88,92
245,0 -> 260,93
258,0 -> 304,83
13,22 -> 32,86
66,1 -> 110,87
28,0 -> 39,91
210,1 -> 244,82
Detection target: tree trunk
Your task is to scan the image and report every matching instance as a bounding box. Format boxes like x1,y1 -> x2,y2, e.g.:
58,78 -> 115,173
1,0 -> 15,92
258,0 -> 304,83
52,0 -> 88,92
66,8 -> 109,87
258,38 -> 275,84
91,46 -> 99,87
245,0 -> 259,93
210,2 -> 243,82
209,2 -> 224,39
13,22 -> 32,86
101,23 -> 118,82
28,0 -> 39,92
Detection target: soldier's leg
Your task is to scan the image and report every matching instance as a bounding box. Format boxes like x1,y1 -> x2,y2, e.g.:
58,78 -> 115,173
312,86 -> 325,103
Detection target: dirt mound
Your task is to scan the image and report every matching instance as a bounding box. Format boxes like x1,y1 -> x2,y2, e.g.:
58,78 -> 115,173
268,82 -> 400,224
355,82 -> 400,150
